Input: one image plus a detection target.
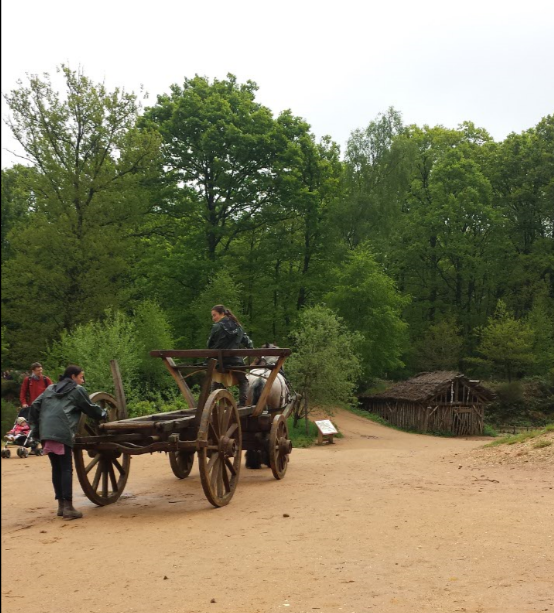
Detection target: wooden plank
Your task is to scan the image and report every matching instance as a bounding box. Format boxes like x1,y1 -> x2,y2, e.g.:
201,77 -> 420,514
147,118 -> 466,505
150,349 -> 291,359
251,354 -> 287,417
162,357 -> 197,409
110,360 -> 127,418
196,359 -> 217,425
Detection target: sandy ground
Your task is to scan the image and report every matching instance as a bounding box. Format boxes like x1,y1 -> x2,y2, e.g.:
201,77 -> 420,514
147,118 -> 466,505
2,409 -> 553,613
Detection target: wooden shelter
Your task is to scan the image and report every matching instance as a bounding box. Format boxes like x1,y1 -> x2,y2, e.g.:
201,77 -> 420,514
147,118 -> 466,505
359,371 -> 494,436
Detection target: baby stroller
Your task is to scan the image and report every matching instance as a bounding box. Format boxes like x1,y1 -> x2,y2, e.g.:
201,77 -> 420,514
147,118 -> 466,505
2,416 -> 43,458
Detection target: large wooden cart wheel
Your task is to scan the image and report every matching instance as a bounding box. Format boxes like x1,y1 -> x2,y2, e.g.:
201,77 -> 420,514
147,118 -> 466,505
197,389 -> 242,508
269,414 -> 292,480
74,392 -> 131,506
169,449 -> 195,479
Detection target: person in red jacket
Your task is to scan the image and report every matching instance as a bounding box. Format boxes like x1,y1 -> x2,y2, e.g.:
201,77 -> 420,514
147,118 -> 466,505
20,363 -> 52,409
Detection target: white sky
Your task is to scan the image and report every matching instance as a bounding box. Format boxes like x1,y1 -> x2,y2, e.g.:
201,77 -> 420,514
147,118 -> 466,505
2,0 -> 554,168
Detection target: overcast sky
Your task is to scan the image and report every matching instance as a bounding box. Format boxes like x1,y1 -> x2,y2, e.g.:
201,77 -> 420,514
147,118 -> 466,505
2,0 -> 553,168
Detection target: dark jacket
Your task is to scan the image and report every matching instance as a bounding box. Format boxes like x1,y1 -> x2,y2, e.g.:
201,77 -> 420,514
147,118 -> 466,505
208,317 -> 254,365
28,379 -> 105,448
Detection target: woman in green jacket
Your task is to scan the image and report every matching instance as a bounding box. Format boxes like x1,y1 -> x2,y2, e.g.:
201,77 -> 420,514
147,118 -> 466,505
29,365 -> 106,520
208,305 -> 254,406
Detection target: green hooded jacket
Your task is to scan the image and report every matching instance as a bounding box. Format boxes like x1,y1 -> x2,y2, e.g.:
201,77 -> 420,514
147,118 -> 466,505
208,317 -> 254,365
29,379 -> 105,448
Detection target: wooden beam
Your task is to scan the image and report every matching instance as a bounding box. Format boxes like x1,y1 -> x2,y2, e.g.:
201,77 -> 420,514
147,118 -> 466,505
110,359 -> 127,419
150,348 -> 291,359
195,359 -> 217,425
162,357 -> 197,409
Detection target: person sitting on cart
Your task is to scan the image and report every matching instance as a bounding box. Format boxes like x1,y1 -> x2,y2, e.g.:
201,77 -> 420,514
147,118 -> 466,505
208,305 -> 254,407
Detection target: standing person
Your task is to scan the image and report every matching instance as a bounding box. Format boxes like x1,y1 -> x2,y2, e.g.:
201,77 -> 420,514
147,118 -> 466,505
28,365 -> 106,520
19,363 -> 53,417
208,305 -> 254,407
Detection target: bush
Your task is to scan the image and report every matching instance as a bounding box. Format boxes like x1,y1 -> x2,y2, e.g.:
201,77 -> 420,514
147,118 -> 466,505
45,302 -> 177,402
287,305 -> 361,423
485,376 -> 554,426
1,400 -> 19,436
1,379 -> 19,401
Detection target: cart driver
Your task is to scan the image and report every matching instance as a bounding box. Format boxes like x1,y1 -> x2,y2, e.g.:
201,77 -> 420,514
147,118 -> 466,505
208,305 -> 253,407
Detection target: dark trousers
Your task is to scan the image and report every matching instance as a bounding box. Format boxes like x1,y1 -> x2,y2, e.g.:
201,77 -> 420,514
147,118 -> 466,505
48,446 -> 74,501
211,371 -> 249,407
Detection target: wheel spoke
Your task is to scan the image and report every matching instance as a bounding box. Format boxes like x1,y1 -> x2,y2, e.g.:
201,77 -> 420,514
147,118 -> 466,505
102,466 -> 109,498
210,455 -> 221,491
209,420 -> 219,441
108,462 -> 118,492
91,462 -> 102,492
221,461 -> 231,493
225,422 -> 238,438
85,454 -> 101,474
224,457 -> 237,476
216,460 -> 224,498
207,451 -> 219,472
221,402 -> 232,433
113,458 -> 125,476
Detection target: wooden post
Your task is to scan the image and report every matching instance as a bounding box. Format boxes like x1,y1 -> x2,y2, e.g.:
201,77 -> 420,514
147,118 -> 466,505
304,390 -> 309,435
161,357 -> 197,409
195,359 -> 217,426
110,360 -> 127,419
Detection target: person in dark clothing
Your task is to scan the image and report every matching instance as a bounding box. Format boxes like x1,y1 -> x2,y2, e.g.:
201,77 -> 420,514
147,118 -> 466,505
29,365 -> 107,520
208,305 -> 254,407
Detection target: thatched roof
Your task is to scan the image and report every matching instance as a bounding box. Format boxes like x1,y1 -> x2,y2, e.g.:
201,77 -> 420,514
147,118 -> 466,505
361,371 -> 494,403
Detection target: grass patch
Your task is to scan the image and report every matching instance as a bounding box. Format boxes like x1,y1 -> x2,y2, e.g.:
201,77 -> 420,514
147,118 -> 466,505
484,424 -> 554,448
345,405 -> 399,428
533,440 -> 552,449
287,417 -> 319,448
483,424 -> 498,437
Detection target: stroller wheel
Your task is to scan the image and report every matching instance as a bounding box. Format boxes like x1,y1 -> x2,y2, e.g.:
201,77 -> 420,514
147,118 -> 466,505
17,447 -> 24,458
3,449 -> 11,459
0,449 -> 5,458
34,448 -> 44,456
23,448 -> 30,458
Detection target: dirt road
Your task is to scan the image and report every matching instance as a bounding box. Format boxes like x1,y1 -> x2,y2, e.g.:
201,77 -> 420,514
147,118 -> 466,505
2,409 -> 553,613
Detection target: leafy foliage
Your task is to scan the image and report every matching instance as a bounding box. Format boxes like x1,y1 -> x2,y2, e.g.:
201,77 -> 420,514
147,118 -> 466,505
1,68 -> 553,426
476,301 -> 535,380
287,306 -> 361,413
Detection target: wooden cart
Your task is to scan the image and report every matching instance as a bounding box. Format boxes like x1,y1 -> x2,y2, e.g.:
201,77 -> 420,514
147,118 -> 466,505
73,349 -> 296,508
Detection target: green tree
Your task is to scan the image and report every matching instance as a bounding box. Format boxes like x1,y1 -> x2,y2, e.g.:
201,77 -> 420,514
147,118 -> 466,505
287,306 -> 361,428
134,300 -> 176,392
2,66 -> 161,364
527,289 -> 554,377
413,317 -> 463,372
142,74 -> 285,260
336,107 -> 407,252
477,301 -> 535,381
1,165 -> 37,264
326,245 -> 409,380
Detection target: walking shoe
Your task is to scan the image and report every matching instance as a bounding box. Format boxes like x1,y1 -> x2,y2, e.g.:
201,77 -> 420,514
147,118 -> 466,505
63,501 -> 83,520
57,501 -> 64,517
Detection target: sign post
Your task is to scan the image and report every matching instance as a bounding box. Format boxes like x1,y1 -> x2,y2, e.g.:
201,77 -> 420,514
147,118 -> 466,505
315,419 -> 338,445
